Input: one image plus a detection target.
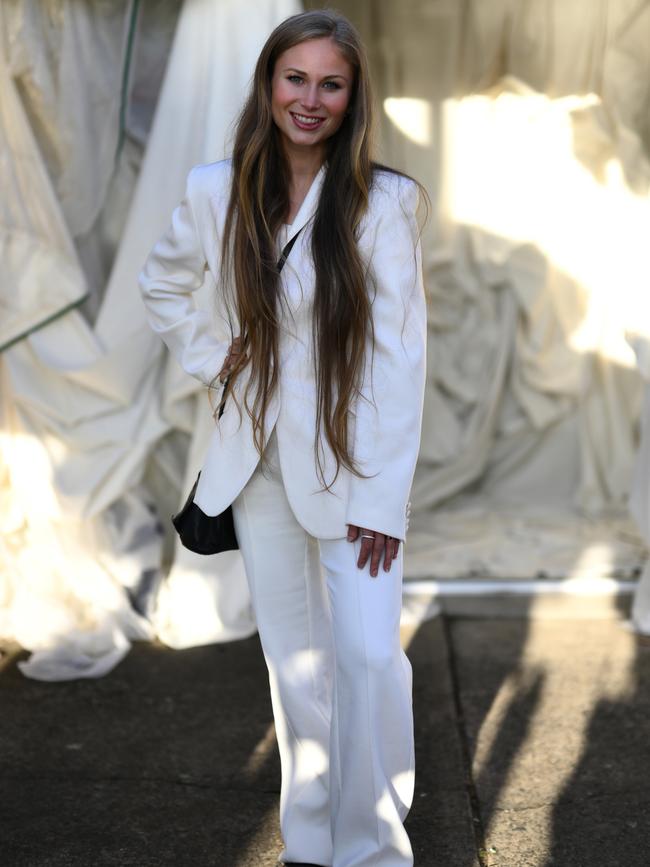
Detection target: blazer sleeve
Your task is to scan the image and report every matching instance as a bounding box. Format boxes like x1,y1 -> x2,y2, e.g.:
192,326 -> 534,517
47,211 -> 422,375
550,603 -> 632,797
138,165 -> 228,387
345,175 -> 427,541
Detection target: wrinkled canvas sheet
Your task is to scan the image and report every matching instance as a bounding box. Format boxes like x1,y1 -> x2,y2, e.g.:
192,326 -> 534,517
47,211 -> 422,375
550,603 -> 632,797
329,0 -> 650,582
628,336 -> 650,633
2,0 -> 650,680
0,0 -> 298,679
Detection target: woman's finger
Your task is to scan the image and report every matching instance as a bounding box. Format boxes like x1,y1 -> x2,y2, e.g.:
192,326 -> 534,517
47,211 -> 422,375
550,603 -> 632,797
219,339 -> 245,382
383,538 -> 395,572
218,345 -> 233,382
357,528 -> 397,577
347,524 -> 359,542
357,528 -> 375,570
369,533 -> 385,578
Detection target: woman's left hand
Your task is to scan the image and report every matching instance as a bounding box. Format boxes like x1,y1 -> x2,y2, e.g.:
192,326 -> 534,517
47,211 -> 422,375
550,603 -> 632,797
346,525 -> 400,577
218,335 -> 245,383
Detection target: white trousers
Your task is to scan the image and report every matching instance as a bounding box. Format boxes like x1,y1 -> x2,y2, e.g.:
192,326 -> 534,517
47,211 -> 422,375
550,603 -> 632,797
231,427 -> 415,867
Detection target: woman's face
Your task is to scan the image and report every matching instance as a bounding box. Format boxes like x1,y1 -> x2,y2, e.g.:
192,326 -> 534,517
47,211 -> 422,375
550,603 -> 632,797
271,38 -> 353,159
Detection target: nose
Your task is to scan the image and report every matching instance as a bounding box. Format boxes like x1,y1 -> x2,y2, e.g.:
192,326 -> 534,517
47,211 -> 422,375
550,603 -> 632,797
300,83 -> 321,112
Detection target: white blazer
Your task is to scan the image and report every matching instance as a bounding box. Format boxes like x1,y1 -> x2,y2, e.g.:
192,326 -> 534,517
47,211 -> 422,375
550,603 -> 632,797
139,159 -> 426,541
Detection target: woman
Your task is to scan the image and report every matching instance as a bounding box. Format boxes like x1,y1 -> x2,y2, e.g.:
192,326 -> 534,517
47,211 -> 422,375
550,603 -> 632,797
139,9 -> 427,866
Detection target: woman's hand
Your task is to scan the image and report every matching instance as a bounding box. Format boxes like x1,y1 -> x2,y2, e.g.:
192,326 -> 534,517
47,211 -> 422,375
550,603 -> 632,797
346,524 -> 400,577
218,336 -> 244,383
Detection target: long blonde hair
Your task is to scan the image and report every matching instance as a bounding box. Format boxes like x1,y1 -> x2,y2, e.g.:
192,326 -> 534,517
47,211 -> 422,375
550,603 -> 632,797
219,10 -> 401,489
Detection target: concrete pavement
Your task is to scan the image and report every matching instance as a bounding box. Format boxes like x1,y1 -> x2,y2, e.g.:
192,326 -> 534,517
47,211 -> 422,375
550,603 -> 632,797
1,610 -> 649,866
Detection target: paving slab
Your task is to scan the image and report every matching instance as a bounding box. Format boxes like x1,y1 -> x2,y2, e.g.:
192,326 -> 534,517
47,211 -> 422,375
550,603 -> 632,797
404,620 -> 480,867
0,618 -> 477,866
448,618 -> 650,867
1,637 -> 284,866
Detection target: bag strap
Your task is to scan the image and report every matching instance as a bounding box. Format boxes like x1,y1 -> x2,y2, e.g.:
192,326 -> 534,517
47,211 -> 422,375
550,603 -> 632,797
216,226 -> 305,419
277,225 -> 304,273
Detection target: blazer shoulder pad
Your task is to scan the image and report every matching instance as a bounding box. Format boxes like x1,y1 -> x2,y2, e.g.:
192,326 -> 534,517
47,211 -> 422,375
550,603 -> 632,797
369,168 -> 418,212
364,171 -> 419,240
186,158 -> 233,207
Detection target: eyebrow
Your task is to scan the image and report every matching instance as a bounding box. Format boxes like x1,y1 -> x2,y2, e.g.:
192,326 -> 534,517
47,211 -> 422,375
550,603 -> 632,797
283,67 -> 348,81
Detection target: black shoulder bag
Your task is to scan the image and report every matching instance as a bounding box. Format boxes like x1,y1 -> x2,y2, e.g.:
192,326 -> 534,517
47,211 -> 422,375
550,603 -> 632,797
171,228 -> 303,555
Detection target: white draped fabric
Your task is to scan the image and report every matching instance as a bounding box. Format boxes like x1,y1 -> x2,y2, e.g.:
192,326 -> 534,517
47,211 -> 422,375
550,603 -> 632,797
2,0 -> 650,680
318,0 -> 650,582
628,336 -> 650,633
0,2 -> 89,351
0,0 -> 298,680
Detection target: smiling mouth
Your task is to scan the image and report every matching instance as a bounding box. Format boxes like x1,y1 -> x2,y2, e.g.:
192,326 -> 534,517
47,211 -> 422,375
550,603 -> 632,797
290,112 -> 326,130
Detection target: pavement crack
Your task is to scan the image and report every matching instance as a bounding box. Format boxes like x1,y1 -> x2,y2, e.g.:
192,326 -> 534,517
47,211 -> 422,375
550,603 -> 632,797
2,773 -> 280,795
442,616 -> 489,867
493,787 -> 650,814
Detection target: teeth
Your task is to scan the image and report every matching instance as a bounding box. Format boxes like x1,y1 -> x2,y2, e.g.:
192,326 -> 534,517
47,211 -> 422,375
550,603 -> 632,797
293,113 -> 322,125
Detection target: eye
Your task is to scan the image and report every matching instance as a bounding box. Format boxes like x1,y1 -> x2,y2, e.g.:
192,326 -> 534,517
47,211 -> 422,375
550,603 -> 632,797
287,74 -> 303,84
322,81 -> 342,90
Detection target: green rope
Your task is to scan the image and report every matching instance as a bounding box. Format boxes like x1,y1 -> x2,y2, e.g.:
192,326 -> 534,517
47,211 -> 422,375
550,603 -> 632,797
0,294 -> 89,354
115,0 -> 142,164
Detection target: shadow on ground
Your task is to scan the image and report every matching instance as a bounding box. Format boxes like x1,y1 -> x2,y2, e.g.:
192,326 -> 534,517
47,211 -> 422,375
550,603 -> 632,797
0,636 -> 282,866
1,618 -> 474,867
4,605 -> 650,867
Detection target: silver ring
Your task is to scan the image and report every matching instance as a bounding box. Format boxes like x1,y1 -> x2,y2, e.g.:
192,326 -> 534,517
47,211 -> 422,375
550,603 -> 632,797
360,534 -> 375,540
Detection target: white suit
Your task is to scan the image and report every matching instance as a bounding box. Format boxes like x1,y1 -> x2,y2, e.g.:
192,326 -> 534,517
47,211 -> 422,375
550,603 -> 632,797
140,159 -> 427,867
138,159 -> 426,542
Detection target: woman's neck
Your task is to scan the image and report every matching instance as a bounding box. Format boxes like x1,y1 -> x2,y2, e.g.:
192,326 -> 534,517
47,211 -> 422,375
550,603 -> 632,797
284,143 -> 325,223
285,140 -> 324,181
